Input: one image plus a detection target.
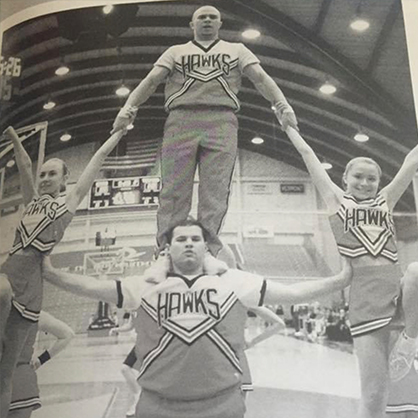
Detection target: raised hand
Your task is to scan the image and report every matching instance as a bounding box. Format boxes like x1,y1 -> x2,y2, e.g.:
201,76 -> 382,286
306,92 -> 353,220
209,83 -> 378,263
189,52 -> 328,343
273,102 -> 298,131
111,105 -> 138,134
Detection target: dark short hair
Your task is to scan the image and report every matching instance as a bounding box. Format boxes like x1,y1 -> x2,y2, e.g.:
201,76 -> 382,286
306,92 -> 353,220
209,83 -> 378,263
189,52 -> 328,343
165,217 -> 210,244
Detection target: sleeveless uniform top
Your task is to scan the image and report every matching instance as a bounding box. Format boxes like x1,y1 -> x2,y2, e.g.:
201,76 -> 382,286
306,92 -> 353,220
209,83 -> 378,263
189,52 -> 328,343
154,39 -> 260,112
116,269 -> 266,400
1,193 -> 74,321
329,194 -> 398,262
10,193 -> 74,255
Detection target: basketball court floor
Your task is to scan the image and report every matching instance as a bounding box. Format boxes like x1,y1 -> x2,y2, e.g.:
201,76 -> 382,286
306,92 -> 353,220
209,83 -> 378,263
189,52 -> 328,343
32,330 -> 360,418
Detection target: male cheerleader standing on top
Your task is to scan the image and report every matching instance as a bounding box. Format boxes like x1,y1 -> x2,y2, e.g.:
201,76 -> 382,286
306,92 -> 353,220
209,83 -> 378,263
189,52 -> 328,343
111,5 -> 298,280
0,126 -> 126,417
283,125 -> 418,418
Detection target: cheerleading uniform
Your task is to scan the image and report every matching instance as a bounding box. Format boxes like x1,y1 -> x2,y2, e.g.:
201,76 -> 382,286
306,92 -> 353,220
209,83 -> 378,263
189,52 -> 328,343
329,193 -> 402,337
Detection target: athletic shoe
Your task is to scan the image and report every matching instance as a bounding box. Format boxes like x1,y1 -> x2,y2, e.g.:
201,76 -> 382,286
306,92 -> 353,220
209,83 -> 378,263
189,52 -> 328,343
126,391 -> 141,417
203,252 -> 228,276
389,331 -> 418,382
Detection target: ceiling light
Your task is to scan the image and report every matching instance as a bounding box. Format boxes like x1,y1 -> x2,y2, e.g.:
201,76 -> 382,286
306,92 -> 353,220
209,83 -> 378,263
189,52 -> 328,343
354,132 -> 369,142
350,18 -> 370,32
319,82 -> 337,95
103,4 -> 114,14
321,161 -> 333,170
55,65 -> 70,76
251,136 -> 264,145
116,85 -> 130,97
127,123 -> 134,130
43,100 -> 56,110
6,159 -> 15,168
242,29 -> 261,39
60,133 -> 72,142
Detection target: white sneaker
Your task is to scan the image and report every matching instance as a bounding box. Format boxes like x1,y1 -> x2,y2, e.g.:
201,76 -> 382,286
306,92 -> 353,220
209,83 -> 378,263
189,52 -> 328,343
389,331 -> 418,382
126,392 -> 140,417
126,402 -> 136,417
144,250 -> 170,284
203,252 -> 228,276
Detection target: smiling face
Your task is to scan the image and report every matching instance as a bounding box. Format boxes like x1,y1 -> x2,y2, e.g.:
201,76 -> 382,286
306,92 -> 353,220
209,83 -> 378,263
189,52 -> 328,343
37,159 -> 68,197
343,159 -> 380,200
190,6 -> 222,42
169,225 -> 207,275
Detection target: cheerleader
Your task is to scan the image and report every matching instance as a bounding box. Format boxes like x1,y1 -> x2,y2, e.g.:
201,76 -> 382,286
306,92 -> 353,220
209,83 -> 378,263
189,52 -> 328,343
0,126 -> 126,416
284,126 -> 418,418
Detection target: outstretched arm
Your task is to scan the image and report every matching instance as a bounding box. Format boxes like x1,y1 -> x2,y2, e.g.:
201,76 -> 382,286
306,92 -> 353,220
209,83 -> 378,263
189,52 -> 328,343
245,306 -> 286,349
243,63 -> 298,131
285,127 -> 343,211
32,311 -> 75,370
66,130 -> 126,213
250,306 -> 286,326
3,126 -> 36,205
381,143 -> 418,210
111,66 -> 170,134
42,257 -> 119,304
264,258 -> 352,305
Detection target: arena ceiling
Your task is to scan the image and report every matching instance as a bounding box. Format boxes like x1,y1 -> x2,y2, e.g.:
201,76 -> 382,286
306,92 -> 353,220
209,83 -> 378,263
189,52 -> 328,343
1,0 -> 417,211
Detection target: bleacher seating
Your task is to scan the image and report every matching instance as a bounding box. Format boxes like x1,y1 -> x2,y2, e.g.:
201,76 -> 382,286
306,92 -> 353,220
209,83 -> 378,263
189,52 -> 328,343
43,281 -> 98,333
241,241 -> 331,278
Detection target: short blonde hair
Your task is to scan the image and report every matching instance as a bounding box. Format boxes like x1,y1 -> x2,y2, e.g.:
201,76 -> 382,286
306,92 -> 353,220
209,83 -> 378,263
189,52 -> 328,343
43,158 -> 70,192
45,158 -> 69,177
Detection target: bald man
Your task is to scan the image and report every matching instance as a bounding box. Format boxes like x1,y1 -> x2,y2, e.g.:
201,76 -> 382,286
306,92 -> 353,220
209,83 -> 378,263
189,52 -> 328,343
112,5 -> 298,260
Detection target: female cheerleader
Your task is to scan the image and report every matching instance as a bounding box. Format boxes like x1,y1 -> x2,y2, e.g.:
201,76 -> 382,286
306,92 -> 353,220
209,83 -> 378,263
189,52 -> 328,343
0,126 -> 126,416
284,125 -> 418,418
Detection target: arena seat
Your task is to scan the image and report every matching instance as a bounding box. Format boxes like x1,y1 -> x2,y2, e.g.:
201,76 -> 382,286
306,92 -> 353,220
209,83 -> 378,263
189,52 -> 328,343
241,242 -> 331,279
42,281 -> 98,333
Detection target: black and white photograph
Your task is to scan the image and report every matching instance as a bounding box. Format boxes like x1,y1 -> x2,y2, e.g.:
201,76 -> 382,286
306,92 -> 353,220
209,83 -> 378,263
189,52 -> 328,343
0,1 -> 417,417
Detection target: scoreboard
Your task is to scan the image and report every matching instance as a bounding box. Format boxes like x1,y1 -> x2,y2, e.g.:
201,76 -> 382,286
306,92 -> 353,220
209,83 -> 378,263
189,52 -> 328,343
0,56 -> 22,102
89,176 -> 161,209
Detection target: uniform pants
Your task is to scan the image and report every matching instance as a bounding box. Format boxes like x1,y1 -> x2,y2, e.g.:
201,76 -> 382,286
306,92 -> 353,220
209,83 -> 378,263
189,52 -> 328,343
157,108 -> 238,255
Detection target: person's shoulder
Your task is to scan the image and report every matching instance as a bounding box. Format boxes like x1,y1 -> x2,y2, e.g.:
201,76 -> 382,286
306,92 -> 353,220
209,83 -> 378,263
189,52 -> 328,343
220,268 -> 242,278
221,268 -> 260,280
168,41 -> 194,51
219,39 -> 247,49
121,274 -> 146,285
57,192 -> 69,204
121,274 -> 156,293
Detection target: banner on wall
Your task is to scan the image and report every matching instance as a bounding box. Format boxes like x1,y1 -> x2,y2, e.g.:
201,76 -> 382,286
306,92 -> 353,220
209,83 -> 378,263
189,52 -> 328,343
246,183 -> 273,195
243,224 -> 274,238
280,184 -> 305,194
